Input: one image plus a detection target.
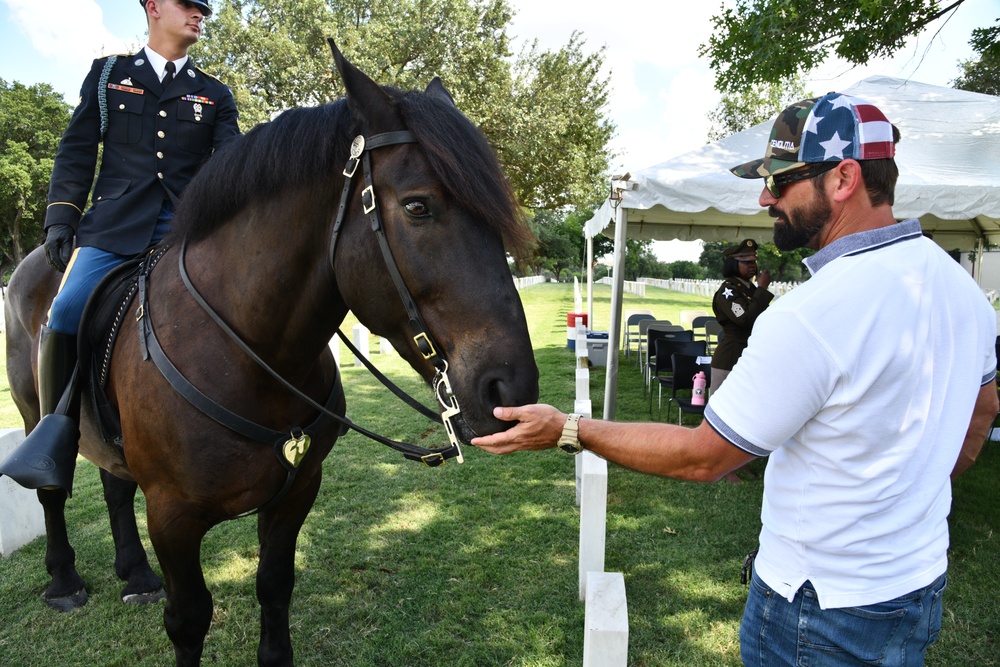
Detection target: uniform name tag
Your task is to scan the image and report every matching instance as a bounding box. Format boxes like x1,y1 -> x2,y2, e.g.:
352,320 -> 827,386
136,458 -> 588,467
181,95 -> 215,105
107,83 -> 144,95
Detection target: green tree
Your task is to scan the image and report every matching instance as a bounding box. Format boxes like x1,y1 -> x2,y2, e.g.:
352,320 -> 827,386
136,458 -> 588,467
953,21 -> 1000,94
624,238 -> 669,281
667,260 -> 703,280
699,240 -> 729,279
522,209 -> 585,280
707,74 -> 809,141
0,80 -> 71,271
701,0 -> 994,93
194,0 -> 614,211
698,239 -> 813,282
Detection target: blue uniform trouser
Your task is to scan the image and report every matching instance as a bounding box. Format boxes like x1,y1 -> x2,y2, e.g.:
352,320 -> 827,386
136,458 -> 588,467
740,570 -> 946,666
47,202 -> 172,335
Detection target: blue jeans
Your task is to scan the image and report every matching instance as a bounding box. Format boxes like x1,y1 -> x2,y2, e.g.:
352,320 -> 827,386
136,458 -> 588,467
47,203 -> 172,335
740,570 -> 946,666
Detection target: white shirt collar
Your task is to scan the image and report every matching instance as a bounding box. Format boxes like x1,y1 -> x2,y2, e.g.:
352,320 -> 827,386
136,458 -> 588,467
142,45 -> 189,82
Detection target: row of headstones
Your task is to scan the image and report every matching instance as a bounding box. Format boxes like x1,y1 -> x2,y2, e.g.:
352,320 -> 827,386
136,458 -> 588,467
571,315 -> 629,665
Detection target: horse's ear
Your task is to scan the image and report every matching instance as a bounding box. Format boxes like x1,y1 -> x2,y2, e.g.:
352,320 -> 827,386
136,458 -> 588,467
425,77 -> 456,107
327,38 -> 400,131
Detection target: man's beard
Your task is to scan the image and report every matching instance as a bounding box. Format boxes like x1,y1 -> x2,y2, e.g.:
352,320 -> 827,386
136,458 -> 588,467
770,185 -> 832,251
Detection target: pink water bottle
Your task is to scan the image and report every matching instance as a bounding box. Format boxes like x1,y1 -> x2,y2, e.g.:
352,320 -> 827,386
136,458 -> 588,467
692,371 -> 707,406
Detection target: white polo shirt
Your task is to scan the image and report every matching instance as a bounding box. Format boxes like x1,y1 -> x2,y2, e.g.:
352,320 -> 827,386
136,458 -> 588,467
706,219 -> 996,609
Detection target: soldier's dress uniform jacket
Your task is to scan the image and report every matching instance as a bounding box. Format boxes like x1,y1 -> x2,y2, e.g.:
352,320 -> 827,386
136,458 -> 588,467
44,50 -> 239,256
711,276 -> 774,372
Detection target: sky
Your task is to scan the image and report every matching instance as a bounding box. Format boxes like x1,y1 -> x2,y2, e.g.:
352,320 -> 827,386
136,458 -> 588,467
1,0 -> 997,261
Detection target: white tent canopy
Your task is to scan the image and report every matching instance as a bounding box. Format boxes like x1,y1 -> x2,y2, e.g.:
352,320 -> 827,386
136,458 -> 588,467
589,76 -> 1000,419
587,75 -> 1000,251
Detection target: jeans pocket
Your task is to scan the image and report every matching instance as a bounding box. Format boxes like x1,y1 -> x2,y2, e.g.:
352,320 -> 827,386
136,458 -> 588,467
802,603 -> 907,664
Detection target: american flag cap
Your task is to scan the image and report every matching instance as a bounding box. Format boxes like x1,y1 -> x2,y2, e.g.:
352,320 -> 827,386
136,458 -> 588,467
731,93 -> 896,180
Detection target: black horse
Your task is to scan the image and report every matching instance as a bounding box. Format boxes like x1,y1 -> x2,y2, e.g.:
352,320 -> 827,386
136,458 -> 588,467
3,41 -> 538,665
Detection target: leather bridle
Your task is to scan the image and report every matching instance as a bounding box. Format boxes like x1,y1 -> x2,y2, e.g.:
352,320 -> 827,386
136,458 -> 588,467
138,130 -> 468,516
328,131 -> 465,463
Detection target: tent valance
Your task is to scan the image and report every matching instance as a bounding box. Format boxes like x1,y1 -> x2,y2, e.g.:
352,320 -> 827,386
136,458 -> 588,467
587,76 -> 1000,251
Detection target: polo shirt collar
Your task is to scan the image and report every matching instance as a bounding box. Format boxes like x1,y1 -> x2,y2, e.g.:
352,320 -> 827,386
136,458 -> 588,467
803,218 -> 923,276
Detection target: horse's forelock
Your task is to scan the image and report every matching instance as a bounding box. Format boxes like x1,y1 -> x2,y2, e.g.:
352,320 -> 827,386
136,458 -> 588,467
399,93 -> 531,254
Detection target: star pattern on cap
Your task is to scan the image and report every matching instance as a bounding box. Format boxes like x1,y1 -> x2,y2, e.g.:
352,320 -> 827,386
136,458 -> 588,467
819,130 -> 852,159
829,95 -> 856,111
803,112 -> 824,136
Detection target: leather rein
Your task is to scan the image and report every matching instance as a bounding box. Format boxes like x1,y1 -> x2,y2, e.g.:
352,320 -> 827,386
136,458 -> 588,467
137,130 -> 466,516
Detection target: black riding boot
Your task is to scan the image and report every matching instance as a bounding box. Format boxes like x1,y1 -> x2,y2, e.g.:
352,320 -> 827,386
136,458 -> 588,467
0,326 -> 80,495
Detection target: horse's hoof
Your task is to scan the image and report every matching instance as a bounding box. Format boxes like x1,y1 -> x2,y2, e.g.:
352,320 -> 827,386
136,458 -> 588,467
44,588 -> 88,612
122,587 -> 167,605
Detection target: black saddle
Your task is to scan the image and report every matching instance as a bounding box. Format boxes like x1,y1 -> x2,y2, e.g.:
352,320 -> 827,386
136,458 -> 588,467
79,245 -> 170,445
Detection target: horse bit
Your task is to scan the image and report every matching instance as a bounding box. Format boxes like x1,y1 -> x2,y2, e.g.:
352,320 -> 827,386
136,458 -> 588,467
137,130 -> 466,517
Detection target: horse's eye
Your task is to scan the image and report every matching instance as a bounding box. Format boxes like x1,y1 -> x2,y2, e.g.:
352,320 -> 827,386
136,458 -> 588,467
403,200 -> 430,218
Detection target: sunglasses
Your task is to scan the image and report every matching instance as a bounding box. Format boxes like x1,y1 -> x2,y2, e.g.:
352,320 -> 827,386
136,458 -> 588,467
765,162 -> 839,198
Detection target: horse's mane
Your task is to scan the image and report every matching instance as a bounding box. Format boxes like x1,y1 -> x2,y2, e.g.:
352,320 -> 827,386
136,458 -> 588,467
170,88 -> 530,252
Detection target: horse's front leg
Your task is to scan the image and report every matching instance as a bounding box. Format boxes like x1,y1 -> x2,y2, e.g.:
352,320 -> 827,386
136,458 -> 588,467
146,498 -> 215,667
256,473 -> 323,667
37,486 -> 89,611
100,469 -> 166,603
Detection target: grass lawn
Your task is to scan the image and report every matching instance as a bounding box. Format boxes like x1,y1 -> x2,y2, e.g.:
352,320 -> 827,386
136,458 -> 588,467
0,282 -> 997,666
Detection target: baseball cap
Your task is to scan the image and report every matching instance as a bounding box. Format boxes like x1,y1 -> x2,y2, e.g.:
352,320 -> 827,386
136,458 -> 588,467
731,92 -> 896,180
140,0 -> 213,17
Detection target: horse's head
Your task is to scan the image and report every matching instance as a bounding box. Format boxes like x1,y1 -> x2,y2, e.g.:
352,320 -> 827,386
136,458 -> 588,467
327,40 -> 539,442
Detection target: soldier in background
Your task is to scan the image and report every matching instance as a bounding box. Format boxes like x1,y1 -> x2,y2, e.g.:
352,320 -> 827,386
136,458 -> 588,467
710,238 -> 773,392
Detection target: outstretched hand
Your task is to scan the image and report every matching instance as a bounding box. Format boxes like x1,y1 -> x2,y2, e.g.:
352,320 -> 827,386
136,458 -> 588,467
471,404 -> 567,455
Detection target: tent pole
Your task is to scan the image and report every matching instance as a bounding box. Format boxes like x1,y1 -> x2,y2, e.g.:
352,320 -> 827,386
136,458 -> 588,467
603,201 -> 628,420
976,237 -> 984,286
587,235 -> 594,328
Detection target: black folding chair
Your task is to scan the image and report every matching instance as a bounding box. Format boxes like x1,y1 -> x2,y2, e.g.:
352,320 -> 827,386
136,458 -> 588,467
650,339 -> 705,416
668,353 -> 713,424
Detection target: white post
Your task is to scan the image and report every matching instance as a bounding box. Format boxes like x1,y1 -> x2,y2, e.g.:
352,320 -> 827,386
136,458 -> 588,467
574,398 -> 592,506
579,451 -> 608,599
0,429 -> 45,556
328,335 -> 341,367
583,571 -> 629,667
351,324 -> 370,367
379,337 -> 394,355
587,235 -> 594,331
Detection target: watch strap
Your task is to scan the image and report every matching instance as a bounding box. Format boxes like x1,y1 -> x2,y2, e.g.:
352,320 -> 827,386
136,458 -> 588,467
558,413 -> 583,454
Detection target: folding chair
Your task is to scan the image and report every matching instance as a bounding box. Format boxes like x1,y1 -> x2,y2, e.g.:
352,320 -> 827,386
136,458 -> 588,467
650,339 -> 705,416
623,311 -> 655,361
691,315 -> 714,343
667,352 -> 713,424
644,327 -> 692,389
704,319 -> 723,355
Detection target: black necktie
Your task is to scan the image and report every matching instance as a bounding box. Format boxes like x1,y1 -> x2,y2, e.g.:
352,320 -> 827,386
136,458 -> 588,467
162,61 -> 175,89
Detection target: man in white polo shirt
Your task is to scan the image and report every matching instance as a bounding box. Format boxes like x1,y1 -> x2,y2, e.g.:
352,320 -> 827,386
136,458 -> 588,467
473,92 -> 999,666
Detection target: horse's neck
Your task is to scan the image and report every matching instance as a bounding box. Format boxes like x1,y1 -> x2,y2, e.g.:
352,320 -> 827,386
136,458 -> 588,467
181,204 -> 345,363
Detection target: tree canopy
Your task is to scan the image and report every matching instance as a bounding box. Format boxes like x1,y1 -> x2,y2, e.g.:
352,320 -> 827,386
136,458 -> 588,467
707,74 -> 808,141
701,1 -> 998,95
0,79 -> 71,273
193,0 -> 615,210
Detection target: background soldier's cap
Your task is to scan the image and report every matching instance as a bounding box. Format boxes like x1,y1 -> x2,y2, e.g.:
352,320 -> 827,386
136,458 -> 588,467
140,0 -> 213,17
730,92 -> 896,180
722,239 -> 758,260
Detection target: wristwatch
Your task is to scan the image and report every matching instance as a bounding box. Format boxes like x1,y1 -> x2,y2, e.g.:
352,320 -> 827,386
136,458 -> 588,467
557,413 -> 583,454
